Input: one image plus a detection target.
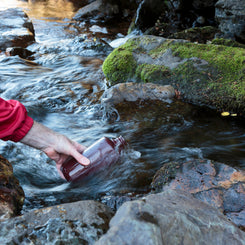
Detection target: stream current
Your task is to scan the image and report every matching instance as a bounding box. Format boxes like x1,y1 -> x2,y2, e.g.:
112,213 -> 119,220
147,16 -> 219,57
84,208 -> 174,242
1,1 -> 245,212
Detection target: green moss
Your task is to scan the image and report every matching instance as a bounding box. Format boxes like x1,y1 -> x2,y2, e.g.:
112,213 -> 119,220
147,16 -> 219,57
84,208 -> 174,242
102,36 -> 245,113
170,42 -> 245,104
211,38 -> 245,49
136,64 -> 171,83
148,39 -> 175,58
102,47 -> 137,85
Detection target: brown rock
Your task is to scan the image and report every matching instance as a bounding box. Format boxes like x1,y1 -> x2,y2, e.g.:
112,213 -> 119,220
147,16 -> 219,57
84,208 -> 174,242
151,159 -> 245,229
0,155 -> 25,221
101,82 -> 176,105
0,8 -> 35,51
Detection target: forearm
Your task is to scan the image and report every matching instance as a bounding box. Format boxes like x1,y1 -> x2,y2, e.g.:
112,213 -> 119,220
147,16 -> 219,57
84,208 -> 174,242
20,121 -> 90,166
20,121 -> 60,151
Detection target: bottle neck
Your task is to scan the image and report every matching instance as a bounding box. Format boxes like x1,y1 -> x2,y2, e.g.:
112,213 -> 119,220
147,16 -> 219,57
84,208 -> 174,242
112,135 -> 126,149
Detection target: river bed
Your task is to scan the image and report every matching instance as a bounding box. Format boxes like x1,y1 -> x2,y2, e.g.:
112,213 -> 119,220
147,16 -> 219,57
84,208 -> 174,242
1,0 -> 245,212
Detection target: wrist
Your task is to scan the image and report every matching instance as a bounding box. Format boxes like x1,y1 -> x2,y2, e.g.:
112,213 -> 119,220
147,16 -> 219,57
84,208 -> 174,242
20,121 -> 58,151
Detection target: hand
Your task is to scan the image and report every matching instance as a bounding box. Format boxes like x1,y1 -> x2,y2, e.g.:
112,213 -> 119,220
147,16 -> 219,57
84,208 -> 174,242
20,121 -> 90,167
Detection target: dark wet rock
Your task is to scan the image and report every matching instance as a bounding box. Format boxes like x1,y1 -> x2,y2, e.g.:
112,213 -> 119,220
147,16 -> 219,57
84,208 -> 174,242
73,0 -> 138,20
130,0 -> 218,36
0,155 -> 25,221
133,0 -> 167,32
169,26 -> 219,43
0,199 -> 114,244
5,47 -> 35,59
100,194 -> 134,211
73,0 -> 136,23
102,35 -> 245,115
101,83 -> 176,105
128,0 -> 245,45
95,189 -> 245,245
151,159 -> 245,230
0,8 -> 35,51
215,0 -> 245,43
211,38 -> 245,48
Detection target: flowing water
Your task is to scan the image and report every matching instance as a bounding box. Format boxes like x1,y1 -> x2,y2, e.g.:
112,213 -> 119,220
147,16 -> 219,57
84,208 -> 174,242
1,0 -> 245,212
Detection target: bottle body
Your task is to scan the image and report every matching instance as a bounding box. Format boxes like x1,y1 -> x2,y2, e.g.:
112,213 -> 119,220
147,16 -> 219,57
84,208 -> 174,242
60,136 -> 126,182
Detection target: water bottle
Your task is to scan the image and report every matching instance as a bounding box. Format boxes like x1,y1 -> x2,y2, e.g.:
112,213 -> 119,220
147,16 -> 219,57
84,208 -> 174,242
59,136 -> 126,182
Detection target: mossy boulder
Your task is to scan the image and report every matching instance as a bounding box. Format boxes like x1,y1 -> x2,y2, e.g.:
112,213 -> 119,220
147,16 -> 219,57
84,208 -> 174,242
102,35 -> 245,115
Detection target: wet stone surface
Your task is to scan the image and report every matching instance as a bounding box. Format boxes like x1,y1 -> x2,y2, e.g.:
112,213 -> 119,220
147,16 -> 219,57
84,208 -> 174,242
95,189 -> 245,245
0,8 -> 35,51
0,155 -> 25,221
151,159 -> 245,230
0,200 -> 114,245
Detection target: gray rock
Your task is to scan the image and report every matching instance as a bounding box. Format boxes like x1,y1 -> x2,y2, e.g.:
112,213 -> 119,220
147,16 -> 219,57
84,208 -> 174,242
0,8 -> 35,51
151,159 -> 245,229
215,0 -> 245,42
95,189 -> 245,245
0,200 -> 114,244
101,82 -> 176,105
73,0 -> 119,21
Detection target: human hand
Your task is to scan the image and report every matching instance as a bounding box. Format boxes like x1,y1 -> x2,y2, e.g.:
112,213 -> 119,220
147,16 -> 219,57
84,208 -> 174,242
20,121 -> 90,167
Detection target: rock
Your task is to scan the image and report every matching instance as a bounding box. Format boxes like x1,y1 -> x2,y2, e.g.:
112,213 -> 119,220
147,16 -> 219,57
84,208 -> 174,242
101,82 -> 176,105
133,0 -> 167,32
0,8 -> 35,51
73,0 -> 120,22
73,0 -> 138,22
102,35 -> 245,115
130,0 -> 218,36
95,189 -> 245,244
215,0 -> 245,43
211,38 -> 245,48
100,194 -> 134,211
169,26 -> 219,43
151,159 -> 245,229
0,199 -> 114,244
0,155 -> 25,221
5,47 -> 35,59
192,0 -> 218,10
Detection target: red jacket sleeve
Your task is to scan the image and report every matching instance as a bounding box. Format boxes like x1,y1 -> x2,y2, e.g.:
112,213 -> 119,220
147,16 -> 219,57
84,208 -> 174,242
0,98 -> 34,142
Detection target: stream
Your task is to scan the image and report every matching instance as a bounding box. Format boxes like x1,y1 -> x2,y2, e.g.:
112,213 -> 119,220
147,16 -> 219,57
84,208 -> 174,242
1,0 -> 245,213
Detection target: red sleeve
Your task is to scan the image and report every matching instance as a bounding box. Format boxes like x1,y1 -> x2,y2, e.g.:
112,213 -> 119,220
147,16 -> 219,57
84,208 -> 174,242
0,98 -> 34,142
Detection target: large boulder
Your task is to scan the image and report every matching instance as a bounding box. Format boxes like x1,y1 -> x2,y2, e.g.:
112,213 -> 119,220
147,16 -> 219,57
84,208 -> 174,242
0,199 -> 114,244
0,155 -> 25,221
0,8 -> 35,51
215,0 -> 245,43
102,35 -> 245,115
95,189 -> 245,244
151,159 -> 245,230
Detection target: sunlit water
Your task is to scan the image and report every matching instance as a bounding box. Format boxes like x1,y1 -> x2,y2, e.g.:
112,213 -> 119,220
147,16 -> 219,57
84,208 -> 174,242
1,0 -> 245,212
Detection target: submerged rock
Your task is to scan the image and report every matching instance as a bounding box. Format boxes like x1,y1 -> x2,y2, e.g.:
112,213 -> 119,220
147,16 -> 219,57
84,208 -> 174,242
151,159 -> 245,230
95,189 -> 245,245
0,200 -> 114,244
0,8 -> 35,51
0,155 -> 25,221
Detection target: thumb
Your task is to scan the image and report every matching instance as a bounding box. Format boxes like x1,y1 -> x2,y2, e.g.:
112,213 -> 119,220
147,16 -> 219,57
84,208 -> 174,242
71,149 -> 90,166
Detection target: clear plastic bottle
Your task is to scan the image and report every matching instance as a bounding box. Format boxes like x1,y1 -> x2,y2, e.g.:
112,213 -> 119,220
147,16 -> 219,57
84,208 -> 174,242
59,136 -> 126,182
